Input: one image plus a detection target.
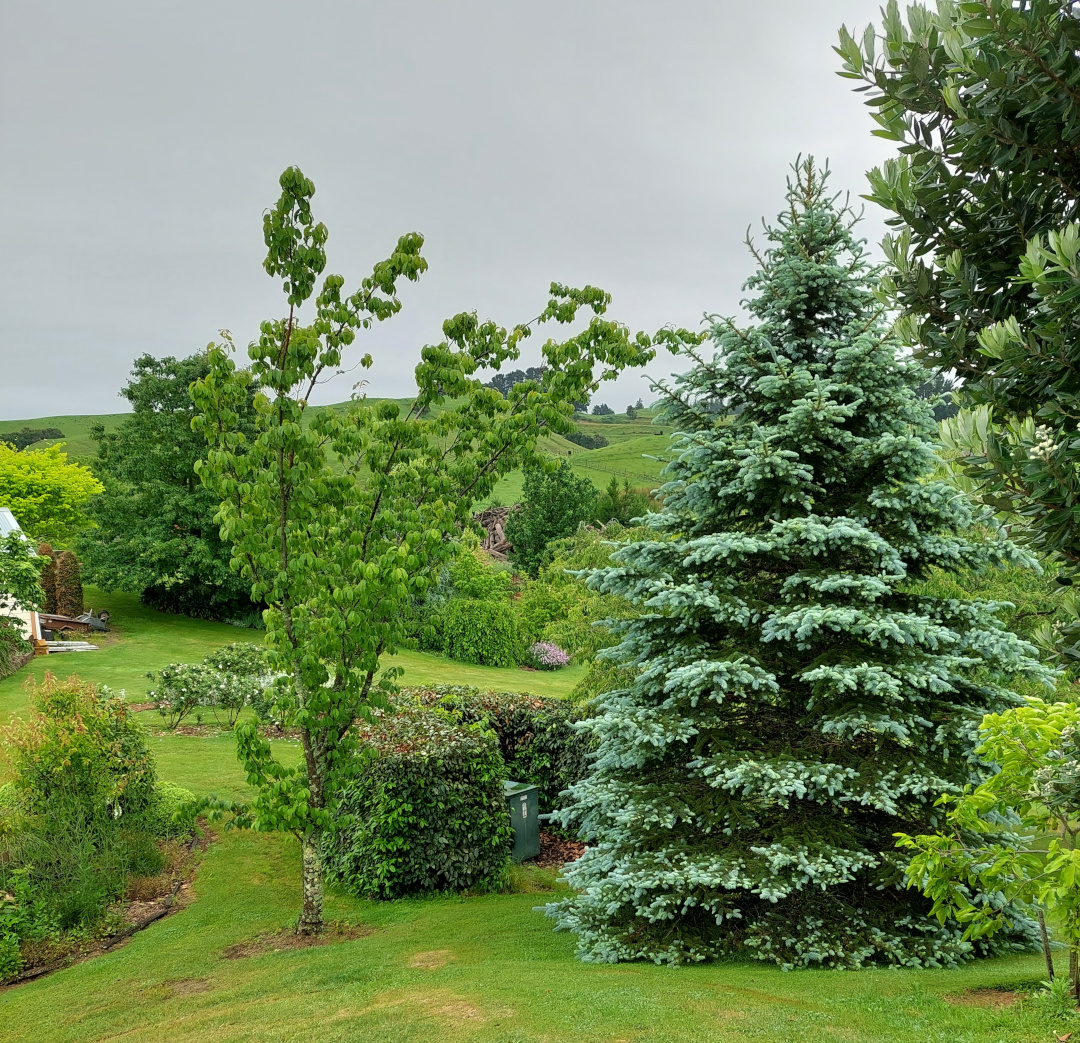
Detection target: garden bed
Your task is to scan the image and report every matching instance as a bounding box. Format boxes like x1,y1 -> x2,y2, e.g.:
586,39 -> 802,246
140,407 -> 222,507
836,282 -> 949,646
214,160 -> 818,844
2,828 -> 209,988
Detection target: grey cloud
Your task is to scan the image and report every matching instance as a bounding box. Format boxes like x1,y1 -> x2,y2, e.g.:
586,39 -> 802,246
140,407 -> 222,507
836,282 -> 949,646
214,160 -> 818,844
0,0 -> 894,419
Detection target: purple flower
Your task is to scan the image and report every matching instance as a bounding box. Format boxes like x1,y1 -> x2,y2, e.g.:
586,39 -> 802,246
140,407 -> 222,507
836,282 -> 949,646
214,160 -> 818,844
529,641 -> 569,670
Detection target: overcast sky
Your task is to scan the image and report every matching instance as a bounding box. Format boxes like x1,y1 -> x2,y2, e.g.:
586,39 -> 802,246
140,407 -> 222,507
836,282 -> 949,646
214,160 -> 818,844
0,0 -> 896,421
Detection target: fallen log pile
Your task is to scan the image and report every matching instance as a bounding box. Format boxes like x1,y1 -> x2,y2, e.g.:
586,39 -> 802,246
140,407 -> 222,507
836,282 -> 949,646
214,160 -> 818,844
472,505 -> 519,560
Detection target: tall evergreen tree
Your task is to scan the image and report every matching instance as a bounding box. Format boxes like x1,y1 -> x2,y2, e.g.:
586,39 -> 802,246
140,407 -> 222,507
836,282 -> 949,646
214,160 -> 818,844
546,160 -> 1050,969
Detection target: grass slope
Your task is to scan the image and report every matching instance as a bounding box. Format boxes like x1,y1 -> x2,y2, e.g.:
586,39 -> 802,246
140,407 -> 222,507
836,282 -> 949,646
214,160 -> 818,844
0,826 -> 1062,1042
0,412 -> 129,462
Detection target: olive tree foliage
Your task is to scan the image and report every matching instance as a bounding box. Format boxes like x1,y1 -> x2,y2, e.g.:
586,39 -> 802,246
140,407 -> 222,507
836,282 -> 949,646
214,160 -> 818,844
837,3 -> 1080,622
191,167 -> 698,933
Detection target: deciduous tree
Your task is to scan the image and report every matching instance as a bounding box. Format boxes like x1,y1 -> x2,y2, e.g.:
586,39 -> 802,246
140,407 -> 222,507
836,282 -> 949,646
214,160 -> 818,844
80,354 -> 259,619
0,444 -> 101,545
506,461 -> 598,577
192,166 -> 698,933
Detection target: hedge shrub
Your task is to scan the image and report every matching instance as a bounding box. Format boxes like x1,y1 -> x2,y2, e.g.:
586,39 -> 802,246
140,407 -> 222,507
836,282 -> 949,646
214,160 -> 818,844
410,686 -> 595,815
37,543 -> 57,614
410,538 -> 515,657
325,707 -> 511,899
54,550 -> 83,618
442,598 -> 520,667
0,616 -> 30,681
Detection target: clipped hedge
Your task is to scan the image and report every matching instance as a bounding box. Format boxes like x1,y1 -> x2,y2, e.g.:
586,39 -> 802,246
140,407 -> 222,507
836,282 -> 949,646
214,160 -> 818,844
55,550 -> 83,618
38,543 -> 57,614
325,707 -> 511,899
410,686 -> 595,815
442,598 -> 520,667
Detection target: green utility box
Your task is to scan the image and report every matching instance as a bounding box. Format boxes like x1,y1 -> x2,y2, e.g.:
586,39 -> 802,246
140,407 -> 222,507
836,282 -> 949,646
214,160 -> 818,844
503,780 -> 540,862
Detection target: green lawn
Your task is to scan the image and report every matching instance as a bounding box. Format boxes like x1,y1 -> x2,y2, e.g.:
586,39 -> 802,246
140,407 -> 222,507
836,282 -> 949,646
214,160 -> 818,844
0,587 -> 583,722
0,824 -> 1065,1042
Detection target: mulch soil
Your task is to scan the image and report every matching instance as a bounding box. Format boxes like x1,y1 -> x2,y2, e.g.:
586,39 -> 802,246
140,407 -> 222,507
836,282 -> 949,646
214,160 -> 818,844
531,830 -> 585,869
221,923 -> 375,960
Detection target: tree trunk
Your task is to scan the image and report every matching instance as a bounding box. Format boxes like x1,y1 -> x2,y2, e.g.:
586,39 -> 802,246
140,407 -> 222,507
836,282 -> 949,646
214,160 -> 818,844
297,828 -> 324,936
1070,944 -> 1079,1006
1039,908 -> 1054,981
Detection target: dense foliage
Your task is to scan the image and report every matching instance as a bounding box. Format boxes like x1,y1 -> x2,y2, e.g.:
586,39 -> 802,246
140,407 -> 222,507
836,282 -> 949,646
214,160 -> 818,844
442,598 -> 521,667
0,676 -> 194,979
0,616 -> 31,681
411,537 -> 514,656
79,353 -> 260,619
54,550 -> 83,618
545,160 -> 1049,969
485,366 -> 543,396
413,686 -> 595,816
838,2 -> 1080,580
324,706 -> 511,899
0,532 -> 43,680
565,430 -> 609,450
0,532 -> 45,618
0,444 -> 102,545
191,166 -> 697,932
37,543 -> 57,613
594,475 -> 654,527
506,461 -> 599,577
518,525 -> 645,702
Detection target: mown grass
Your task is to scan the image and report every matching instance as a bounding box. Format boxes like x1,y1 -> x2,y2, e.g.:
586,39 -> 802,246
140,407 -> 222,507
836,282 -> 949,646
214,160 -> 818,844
0,587 -> 583,724
0,824 -> 1067,1043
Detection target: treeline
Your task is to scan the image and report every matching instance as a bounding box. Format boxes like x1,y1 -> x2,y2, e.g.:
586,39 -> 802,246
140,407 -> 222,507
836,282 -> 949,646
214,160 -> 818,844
0,427 -> 63,451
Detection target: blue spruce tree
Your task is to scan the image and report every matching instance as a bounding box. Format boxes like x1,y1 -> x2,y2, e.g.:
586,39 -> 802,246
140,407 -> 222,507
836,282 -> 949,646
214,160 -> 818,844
546,159 -> 1050,969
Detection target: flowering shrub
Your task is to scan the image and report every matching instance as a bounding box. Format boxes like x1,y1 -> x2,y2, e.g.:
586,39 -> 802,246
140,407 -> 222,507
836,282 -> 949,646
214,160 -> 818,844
527,641 -> 569,670
148,663 -> 213,729
204,642 -> 270,677
148,643 -> 274,729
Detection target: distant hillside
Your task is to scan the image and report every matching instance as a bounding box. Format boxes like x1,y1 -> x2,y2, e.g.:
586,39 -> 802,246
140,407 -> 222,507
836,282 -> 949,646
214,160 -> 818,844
0,412 -> 129,462
0,404 -> 674,504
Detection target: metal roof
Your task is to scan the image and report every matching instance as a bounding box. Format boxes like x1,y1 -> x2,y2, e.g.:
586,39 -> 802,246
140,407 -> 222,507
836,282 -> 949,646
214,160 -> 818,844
0,508 -> 29,541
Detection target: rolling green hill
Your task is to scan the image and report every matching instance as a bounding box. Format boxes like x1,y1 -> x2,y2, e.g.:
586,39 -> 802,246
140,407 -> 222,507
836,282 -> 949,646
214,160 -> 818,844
0,404 -> 674,503
0,412 -> 129,462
